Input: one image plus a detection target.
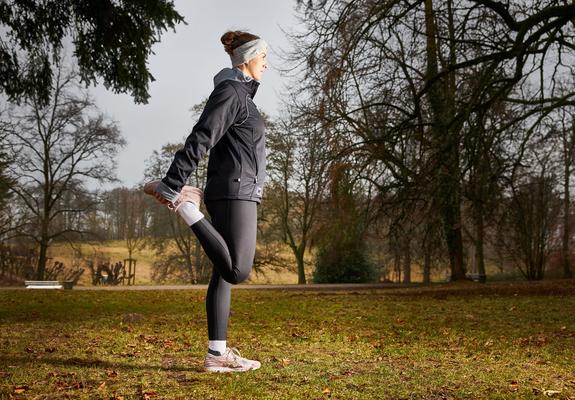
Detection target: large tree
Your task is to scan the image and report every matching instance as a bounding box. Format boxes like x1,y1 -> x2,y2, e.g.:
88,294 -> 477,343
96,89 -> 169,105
0,114 -> 13,208
290,0 -> 575,280
0,0 -> 184,105
556,105 -> 575,279
0,114 -> 18,240
4,68 -> 125,280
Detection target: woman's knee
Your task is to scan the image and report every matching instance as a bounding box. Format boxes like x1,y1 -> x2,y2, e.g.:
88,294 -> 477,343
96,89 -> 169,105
225,267 -> 251,285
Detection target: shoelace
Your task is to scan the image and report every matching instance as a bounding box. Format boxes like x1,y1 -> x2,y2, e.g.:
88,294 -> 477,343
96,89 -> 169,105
227,347 -> 243,359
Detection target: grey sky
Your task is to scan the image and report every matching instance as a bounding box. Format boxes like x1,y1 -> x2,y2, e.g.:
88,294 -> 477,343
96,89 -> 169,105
91,0 -> 301,188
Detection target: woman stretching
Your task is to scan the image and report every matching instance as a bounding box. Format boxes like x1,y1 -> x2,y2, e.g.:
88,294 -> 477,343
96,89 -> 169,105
144,30 -> 268,373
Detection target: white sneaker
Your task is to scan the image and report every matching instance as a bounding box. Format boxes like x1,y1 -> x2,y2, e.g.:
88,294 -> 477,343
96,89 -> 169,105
204,347 -> 261,373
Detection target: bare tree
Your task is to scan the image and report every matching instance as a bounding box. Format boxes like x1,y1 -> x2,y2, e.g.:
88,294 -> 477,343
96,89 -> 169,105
4,67 -> 125,280
267,113 -> 330,283
144,142 -> 211,284
100,187 -> 150,258
288,0 -> 575,281
554,105 -> 575,279
496,171 -> 560,280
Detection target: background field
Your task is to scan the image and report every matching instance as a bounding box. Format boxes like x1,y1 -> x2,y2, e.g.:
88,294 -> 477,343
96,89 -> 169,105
45,241 -> 499,287
47,241 -> 307,286
1,280 -> 574,399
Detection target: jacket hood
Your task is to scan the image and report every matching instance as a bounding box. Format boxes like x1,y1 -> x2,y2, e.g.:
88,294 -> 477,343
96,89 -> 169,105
213,67 -> 260,98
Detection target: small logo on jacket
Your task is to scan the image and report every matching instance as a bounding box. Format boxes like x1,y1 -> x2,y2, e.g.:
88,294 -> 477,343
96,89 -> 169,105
256,187 -> 263,196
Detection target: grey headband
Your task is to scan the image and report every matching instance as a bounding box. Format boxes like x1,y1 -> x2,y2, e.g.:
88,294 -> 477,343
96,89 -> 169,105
230,39 -> 268,67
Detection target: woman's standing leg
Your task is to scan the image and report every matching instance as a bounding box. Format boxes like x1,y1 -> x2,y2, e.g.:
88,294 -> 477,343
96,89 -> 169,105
203,200 -> 257,346
189,200 -> 260,371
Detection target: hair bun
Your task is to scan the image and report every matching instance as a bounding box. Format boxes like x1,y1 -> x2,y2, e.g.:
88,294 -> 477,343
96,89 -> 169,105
221,31 -> 239,55
220,31 -> 260,56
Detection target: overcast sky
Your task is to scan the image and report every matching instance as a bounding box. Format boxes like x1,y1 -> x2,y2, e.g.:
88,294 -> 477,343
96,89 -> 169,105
91,0 -> 301,188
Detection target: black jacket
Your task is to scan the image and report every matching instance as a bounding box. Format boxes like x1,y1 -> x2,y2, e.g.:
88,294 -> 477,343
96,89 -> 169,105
161,68 -> 266,203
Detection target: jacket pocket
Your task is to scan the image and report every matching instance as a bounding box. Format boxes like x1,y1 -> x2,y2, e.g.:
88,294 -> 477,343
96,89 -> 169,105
251,128 -> 259,178
205,176 -> 241,199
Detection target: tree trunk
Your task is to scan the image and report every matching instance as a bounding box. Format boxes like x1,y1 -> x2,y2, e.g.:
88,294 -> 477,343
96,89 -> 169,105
37,166 -> 50,280
188,259 -> 195,284
394,251 -> 401,283
424,0 -> 466,281
296,247 -> 306,284
402,236 -> 411,284
194,241 -> 203,284
37,237 -> 48,280
38,131 -> 50,280
423,247 -> 431,284
473,202 -> 487,282
443,195 -> 466,281
563,157 -> 573,278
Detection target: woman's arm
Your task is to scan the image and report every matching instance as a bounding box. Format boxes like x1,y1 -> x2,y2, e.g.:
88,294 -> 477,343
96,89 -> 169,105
155,81 -> 242,200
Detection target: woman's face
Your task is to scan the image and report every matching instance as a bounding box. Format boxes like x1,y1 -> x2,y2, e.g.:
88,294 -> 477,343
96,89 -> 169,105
244,50 -> 268,81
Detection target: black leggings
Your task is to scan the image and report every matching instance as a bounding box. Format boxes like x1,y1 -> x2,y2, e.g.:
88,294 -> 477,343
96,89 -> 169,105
191,199 -> 257,340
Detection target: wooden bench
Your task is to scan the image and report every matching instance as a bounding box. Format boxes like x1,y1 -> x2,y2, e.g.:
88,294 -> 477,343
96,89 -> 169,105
25,280 -> 63,289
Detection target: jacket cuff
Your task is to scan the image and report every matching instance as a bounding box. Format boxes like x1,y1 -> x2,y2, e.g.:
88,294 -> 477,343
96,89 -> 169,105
155,181 -> 180,203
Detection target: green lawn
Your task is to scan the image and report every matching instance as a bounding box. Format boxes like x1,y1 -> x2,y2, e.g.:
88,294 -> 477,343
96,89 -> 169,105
1,281 -> 574,399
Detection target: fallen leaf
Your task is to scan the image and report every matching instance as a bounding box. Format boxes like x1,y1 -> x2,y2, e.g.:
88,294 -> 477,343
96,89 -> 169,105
142,390 -> 158,399
544,389 -> 561,397
322,387 -> 331,394
97,381 -> 106,390
14,385 -> 28,394
106,369 -> 118,378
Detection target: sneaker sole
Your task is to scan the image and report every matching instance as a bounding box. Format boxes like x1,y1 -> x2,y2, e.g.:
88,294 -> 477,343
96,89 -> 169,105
204,365 -> 261,373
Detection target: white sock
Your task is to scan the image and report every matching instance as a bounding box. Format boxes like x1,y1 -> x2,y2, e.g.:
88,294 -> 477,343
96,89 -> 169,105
177,202 -> 204,226
208,340 -> 226,355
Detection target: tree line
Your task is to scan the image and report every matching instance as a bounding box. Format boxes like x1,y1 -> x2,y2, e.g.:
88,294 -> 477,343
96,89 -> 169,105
276,0 -> 575,283
1,0 -> 575,284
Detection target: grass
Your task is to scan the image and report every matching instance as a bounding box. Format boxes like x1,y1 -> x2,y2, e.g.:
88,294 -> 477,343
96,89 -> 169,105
1,280 -> 574,399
